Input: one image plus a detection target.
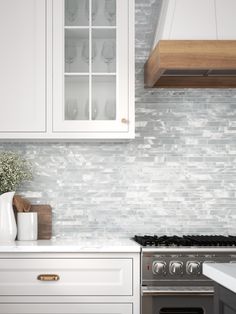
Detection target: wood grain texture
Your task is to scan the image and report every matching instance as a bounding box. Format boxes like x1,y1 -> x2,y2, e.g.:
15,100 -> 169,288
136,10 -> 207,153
145,40 -> 236,88
31,205 -> 52,240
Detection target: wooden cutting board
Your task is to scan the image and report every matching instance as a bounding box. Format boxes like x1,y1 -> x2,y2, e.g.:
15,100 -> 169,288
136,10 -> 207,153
31,205 -> 52,240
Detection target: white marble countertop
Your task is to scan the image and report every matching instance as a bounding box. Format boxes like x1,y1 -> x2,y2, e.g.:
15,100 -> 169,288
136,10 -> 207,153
0,238 -> 141,253
203,263 -> 236,293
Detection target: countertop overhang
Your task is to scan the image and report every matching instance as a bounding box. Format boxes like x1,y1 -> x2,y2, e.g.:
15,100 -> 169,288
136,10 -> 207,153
0,239 -> 141,253
203,263 -> 236,293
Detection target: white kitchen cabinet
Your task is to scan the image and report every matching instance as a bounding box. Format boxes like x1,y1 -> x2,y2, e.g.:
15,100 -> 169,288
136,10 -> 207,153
0,303 -> 132,314
0,0 -> 134,140
0,258 -> 132,296
0,252 -> 140,314
0,0 -> 46,133
52,0 -> 134,139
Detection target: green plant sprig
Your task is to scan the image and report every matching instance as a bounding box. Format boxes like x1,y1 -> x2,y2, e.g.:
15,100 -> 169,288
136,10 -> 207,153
0,152 -> 32,195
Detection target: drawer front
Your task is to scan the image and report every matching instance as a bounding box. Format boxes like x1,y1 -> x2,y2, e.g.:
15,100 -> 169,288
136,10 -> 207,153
0,303 -> 132,314
0,259 -> 132,296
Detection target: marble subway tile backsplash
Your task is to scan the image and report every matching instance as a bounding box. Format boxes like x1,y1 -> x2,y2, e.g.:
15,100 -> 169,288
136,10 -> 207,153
0,0 -> 236,238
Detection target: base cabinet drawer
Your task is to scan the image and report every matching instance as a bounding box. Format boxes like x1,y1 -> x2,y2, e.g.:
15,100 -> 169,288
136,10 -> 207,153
0,259 -> 132,296
0,304 -> 132,314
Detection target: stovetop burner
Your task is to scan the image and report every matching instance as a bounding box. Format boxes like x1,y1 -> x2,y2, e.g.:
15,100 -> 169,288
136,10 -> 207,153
134,235 -> 236,247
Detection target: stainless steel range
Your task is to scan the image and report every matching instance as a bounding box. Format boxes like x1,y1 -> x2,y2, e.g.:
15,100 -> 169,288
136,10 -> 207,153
134,235 -> 236,314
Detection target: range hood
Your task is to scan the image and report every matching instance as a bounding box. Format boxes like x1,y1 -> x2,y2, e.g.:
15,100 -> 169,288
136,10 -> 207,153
145,0 -> 236,88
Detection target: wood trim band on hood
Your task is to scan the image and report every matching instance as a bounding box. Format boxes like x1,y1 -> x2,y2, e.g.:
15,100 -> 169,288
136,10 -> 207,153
144,40 -> 236,88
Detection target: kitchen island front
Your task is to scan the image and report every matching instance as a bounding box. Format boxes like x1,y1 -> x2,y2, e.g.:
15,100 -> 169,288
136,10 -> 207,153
203,263 -> 236,314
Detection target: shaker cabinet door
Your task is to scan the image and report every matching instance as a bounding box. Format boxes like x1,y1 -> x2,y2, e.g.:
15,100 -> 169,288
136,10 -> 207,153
0,258 -> 133,296
52,0 -> 134,138
0,0 -> 46,133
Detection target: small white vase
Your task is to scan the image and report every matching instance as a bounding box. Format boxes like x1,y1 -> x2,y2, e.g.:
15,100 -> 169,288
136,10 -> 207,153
0,192 -> 17,242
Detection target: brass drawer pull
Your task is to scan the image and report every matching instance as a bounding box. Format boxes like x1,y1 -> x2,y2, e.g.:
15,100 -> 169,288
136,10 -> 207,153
121,118 -> 129,124
37,274 -> 60,281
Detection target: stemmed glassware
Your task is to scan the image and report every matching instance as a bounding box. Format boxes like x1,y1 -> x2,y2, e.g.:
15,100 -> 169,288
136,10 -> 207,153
65,99 -> 79,120
105,99 -> 116,120
92,101 -> 98,120
81,40 -> 97,64
85,0 -> 98,22
65,0 -> 79,23
104,0 -> 116,25
101,40 -> 115,72
65,40 -> 77,71
84,100 -> 99,120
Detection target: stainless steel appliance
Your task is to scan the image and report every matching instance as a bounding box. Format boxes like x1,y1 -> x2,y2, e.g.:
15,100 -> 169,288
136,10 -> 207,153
134,235 -> 236,314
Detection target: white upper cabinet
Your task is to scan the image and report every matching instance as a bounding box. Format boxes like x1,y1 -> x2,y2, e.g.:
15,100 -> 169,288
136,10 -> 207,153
0,0 -> 134,140
215,0 -> 236,39
0,0 -> 46,133
52,0 -> 134,139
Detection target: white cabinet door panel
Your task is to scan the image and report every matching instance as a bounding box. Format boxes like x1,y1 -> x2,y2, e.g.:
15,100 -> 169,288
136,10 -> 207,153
0,303 -> 132,314
52,0 -> 131,134
0,0 -> 46,132
0,258 -> 133,296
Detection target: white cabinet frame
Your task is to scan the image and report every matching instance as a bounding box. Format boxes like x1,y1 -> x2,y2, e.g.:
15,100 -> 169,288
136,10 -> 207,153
0,0 -> 135,140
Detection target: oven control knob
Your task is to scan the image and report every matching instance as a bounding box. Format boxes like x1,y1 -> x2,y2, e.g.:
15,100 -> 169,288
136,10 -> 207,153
152,261 -> 167,275
169,261 -> 183,275
186,262 -> 201,275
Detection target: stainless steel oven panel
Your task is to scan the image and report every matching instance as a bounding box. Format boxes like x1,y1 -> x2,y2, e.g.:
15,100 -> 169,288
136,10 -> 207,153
142,291 -> 214,314
142,286 -> 214,296
142,252 -> 236,283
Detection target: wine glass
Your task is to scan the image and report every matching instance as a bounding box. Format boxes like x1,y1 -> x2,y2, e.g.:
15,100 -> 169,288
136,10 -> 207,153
105,99 -> 116,120
101,40 -> 115,72
81,40 -> 97,64
84,100 -> 98,120
85,0 -> 98,22
84,100 -> 89,119
65,0 -> 79,24
92,101 -> 98,120
65,40 -> 77,72
104,0 -> 116,25
65,99 -> 79,120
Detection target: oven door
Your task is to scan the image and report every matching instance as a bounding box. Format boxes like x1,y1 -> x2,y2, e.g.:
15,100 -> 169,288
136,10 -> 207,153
142,286 -> 214,314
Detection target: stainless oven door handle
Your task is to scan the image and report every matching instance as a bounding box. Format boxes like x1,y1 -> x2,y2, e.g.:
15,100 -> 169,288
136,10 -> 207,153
142,287 -> 214,296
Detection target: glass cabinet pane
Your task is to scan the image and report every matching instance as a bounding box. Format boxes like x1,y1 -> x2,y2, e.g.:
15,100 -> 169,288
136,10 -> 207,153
92,0 -> 116,26
65,29 -> 89,73
92,76 -> 116,120
65,0 -> 89,26
64,0 -> 117,123
92,29 -> 116,73
65,76 -> 89,120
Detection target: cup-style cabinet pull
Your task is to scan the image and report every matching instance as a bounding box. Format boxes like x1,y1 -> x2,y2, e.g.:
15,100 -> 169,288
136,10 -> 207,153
37,274 -> 60,281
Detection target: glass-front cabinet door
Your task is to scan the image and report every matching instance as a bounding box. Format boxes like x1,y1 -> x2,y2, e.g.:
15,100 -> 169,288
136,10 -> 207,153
53,0 -> 134,138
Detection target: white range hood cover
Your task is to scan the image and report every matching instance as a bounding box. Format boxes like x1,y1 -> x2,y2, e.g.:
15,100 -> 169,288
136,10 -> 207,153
153,0 -> 236,47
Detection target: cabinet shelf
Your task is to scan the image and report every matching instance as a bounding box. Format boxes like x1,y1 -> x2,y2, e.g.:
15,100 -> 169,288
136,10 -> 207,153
64,73 -> 116,76
65,26 -> 116,30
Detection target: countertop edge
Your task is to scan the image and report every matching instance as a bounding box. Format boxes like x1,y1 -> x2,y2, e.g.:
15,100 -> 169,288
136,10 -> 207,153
203,263 -> 236,294
0,239 -> 141,253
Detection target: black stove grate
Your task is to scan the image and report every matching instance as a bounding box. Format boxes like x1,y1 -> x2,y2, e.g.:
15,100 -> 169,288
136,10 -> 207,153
134,235 -> 236,247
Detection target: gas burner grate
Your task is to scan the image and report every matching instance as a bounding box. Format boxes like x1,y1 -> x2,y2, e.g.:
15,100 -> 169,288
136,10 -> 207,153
134,235 -> 236,247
